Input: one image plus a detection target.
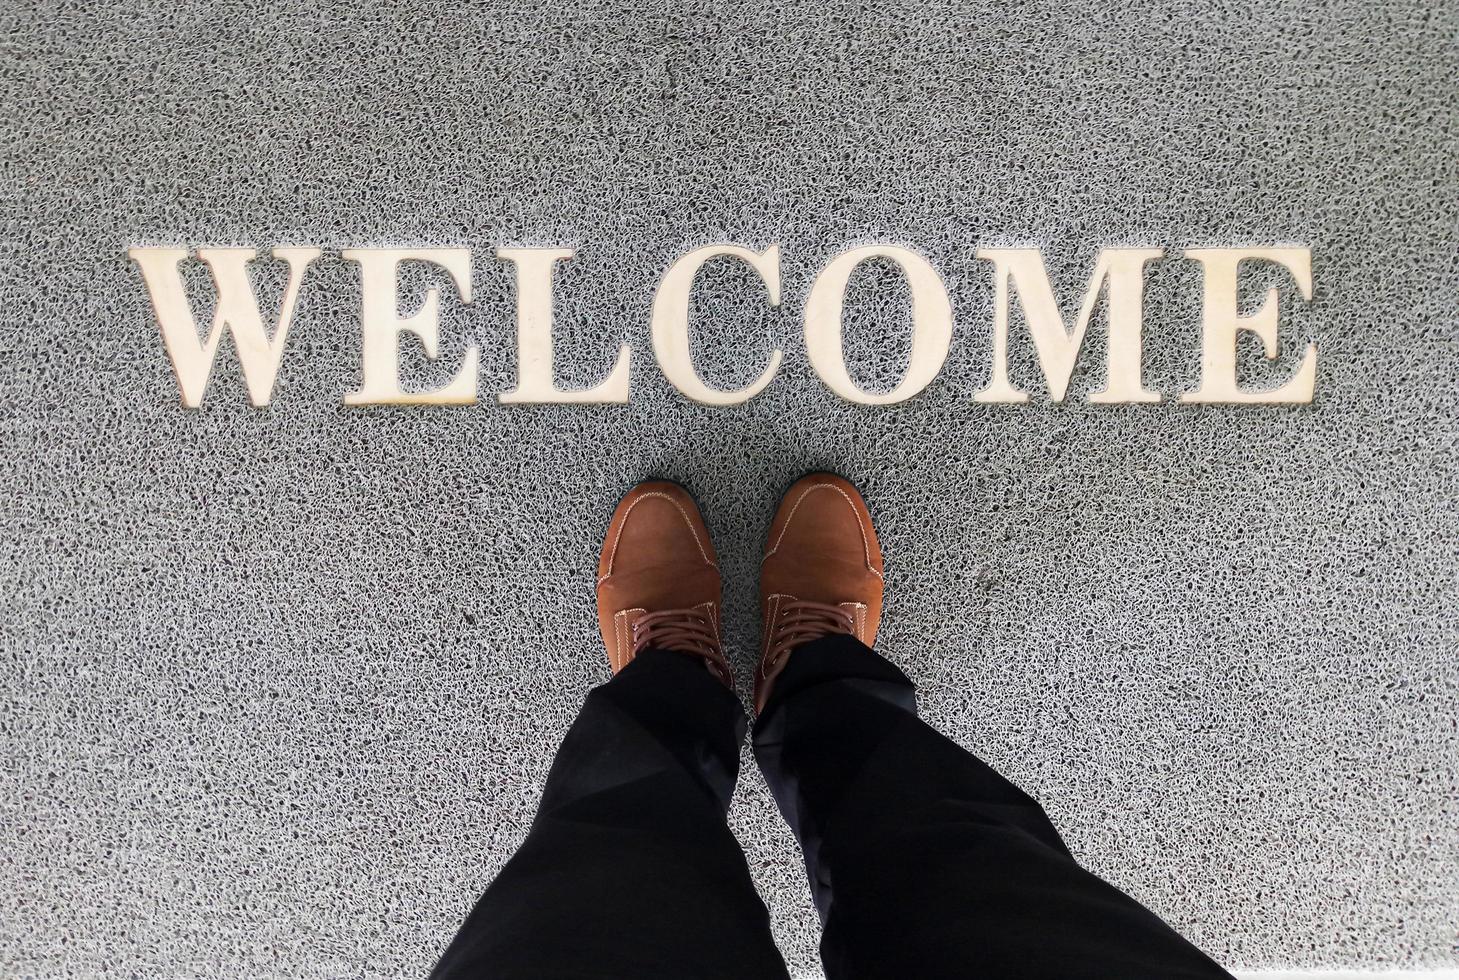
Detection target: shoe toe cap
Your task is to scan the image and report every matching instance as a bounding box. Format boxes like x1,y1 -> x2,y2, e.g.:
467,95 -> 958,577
766,475 -> 882,573
599,482 -> 718,581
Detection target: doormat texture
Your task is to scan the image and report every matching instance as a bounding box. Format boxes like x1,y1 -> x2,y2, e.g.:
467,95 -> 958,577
2,0 -> 1456,975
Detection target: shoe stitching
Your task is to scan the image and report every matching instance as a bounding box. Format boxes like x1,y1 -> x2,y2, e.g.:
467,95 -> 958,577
759,592 -> 794,677
698,600 -> 720,649
698,600 -> 727,671
762,482 -> 883,580
598,490 -> 715,584
685,599 -> 722,656
612,609 -> 627,670
613,612 -> 620,669
611,607 -> 646,670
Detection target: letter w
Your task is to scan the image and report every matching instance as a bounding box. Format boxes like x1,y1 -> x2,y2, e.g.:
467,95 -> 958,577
129,247 -> 320,407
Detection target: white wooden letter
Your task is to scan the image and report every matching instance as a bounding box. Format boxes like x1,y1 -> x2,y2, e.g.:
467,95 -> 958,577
804,246 -> 954,405
974,248 -> 1164,404
497,247 -> 630,404
129,246 -> 320,407
342,248 -> 478,406
650,244 -> 783,405
1180,247 -> 1317,404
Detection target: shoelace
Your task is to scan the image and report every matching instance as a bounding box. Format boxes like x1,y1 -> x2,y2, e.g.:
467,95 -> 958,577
632,607 -> 731,684
765,599 -> 855,669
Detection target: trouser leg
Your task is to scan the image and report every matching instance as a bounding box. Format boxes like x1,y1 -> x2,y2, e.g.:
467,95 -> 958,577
752,634 -> 1235,980
433,650 -> 789,980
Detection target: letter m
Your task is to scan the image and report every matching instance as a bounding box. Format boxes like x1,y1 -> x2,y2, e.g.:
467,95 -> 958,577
128,247 -> 320,407
974,248 -> 1164,404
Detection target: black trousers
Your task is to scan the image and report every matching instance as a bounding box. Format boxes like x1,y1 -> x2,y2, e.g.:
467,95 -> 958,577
432,636 -> 1235,979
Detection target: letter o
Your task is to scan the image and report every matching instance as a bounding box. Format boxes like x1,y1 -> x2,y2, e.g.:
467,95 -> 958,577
804,246 -> 953,405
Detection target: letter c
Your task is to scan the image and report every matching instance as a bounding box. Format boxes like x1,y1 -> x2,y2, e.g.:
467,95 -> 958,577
651,244 -> 783,406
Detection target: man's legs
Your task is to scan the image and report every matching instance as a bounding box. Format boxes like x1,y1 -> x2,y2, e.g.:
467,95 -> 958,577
433,649 -> 788,979
752,474 -> 1234,979
753,635 -> 1234,980
434,481 -> 788,979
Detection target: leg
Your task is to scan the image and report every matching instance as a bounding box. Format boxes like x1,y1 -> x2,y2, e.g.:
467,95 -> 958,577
753,634 -> 1234,980
433,649 -> 788,979
436,481 -> 788,978
752,474 -> 1233,979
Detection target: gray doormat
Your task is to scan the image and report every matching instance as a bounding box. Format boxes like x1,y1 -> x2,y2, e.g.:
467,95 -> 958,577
2,0 -> 1456,975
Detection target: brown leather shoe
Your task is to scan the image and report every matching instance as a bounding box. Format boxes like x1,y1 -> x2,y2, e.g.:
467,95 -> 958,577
596,481 -> 732,688
755,473 -> 884,713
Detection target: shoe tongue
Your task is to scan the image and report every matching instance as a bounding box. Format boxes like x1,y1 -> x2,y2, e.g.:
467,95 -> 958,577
630,608 -> 732,688
633,606 -> 717,658
787,599 -> 855,634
